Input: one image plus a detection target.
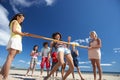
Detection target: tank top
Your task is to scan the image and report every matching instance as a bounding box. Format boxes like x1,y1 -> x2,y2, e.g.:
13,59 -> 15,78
54,42 -> 66,49
10,20 -> 22,39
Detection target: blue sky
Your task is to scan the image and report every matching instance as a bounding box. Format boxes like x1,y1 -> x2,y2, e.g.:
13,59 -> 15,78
0,0 -> 120,72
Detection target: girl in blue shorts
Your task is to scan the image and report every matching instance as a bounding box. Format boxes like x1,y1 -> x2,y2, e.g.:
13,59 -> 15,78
44,32 -> 74,80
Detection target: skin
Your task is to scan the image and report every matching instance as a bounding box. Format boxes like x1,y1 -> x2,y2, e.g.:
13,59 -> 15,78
0,15 -> 28,80
88,32 -> 102,80
61,63 -> 66,79
44,34 -> 74,80
71,46 -> 84,80
26,46 -> 38,76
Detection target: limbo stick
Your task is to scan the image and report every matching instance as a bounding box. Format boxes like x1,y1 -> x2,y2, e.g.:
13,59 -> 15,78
28,33 -> 88,48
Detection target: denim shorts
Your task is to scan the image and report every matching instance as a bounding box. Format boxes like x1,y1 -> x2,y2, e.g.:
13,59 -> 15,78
57,47 -> 71,55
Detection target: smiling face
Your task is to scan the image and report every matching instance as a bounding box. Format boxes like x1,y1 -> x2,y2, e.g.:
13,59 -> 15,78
55,34 -> 61,40
90,31 -> 97,39
17,15 -> 24,24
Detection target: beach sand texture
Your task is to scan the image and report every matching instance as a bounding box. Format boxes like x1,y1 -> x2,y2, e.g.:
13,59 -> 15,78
3,69 -> 120,80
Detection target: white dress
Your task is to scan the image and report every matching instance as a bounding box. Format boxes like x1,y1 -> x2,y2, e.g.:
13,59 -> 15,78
88,40 -> 101,59
6,20 -> 22,53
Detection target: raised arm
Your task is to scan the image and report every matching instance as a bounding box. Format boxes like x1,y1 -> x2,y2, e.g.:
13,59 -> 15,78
67,36 -> 71,48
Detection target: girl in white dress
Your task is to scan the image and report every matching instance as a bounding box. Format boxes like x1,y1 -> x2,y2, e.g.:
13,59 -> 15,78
0,13 -> 28,80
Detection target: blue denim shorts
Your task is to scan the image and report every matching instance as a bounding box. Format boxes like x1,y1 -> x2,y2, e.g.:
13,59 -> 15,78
57,47 -> 70,55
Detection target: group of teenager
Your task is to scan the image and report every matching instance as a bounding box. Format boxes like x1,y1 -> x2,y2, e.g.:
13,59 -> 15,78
25,35 -> 85,80
0,13 -> 102,80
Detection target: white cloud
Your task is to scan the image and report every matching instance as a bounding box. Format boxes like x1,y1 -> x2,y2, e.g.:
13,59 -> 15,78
113,48 -> 120,53
45,0 -> 55,6
79,61 -> 91,64
18,60 -> 26,63
9,0 -> 56,13
100,63 -> 112,67
79,66 -> 91,68
74,38 -> 90,44
111,61 -> 116,64
27,61 -> 30,65
37,60 -> 41,65
0,4 -> 10,46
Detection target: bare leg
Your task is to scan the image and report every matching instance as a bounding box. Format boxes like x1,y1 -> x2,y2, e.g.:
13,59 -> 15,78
47,68 -> 49,76
72,71 -> 75,79
41,68 -> 44,75
25,68 -> 30,76
91,59 -> 97,80
56,71 -> 58,77
76,67 -> 84,80
63,54 -> 74,80
61,63 -> 66,79
96,59 -> 102,80
31,63 -> 36,76
0,49 -> 18,79
44,52 -> 64,80
52,72 -> 54,77
26,63 -> 33,76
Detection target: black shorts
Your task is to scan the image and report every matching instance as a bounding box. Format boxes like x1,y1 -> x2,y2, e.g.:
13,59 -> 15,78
51,62 -> 59,71
73,59 -> 78,67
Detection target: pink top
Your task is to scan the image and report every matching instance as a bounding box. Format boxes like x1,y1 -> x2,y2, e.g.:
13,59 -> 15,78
31,50 -> 38,59
88,40 -> 101,59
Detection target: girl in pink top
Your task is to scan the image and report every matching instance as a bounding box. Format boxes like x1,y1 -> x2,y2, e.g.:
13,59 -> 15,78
88,31 -> 102,80
26,45 -> 39,76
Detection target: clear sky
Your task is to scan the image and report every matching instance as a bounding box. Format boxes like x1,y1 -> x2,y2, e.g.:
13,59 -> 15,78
0,0 -> 120,72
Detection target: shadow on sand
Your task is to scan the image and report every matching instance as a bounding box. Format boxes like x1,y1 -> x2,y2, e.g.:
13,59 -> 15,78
10,73 -> 36,80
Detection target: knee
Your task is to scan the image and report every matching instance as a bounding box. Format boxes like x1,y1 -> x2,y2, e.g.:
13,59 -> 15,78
58,61 -> 64,66
92,64 -> 96,69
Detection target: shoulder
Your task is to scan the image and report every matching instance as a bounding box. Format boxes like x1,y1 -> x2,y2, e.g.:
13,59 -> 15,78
11,20 -> 18,24
96,38 -> 101,42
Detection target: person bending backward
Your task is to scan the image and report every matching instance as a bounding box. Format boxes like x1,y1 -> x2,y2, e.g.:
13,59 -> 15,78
0,13 -> 29,80
71,45 -> 85,80
26,45 -> 39,77
44,32 -> 74,80
88,31 -> 102,80
40,42 -> 51,76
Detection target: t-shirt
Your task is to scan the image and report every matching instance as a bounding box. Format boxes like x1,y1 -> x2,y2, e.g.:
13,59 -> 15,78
41,47 -> 50,57
51,52 -> 58,62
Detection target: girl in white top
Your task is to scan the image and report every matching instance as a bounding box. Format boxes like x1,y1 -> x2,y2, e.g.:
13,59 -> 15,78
0,13 -> 28,80
88,31 -> 102,80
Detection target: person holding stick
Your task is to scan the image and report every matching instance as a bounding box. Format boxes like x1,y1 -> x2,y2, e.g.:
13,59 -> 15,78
88,31 -> 102,80
0,13 -> 29,80
44,32 -> 74,80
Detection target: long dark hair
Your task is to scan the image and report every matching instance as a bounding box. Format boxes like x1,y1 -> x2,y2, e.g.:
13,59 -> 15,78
9,13 -> 24,26
52,32 -> 62,40
33,45 -> 39,53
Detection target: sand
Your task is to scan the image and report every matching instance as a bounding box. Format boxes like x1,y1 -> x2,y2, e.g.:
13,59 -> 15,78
2,69 -> 120,80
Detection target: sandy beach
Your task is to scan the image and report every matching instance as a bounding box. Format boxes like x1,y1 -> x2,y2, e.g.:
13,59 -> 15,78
1,69 -> 119,80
